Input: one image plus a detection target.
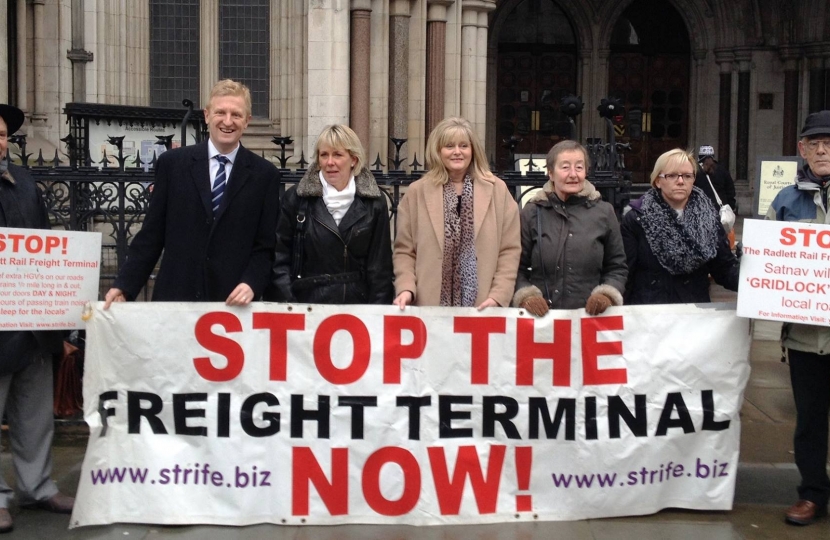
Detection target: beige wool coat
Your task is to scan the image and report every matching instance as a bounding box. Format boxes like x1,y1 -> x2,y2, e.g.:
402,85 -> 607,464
393,174 -> 521,307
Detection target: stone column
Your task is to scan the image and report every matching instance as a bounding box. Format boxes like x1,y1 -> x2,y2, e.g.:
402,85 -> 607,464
94,0 -> 105,101
126,1 -> 150,106
0,0 -> 7,103
350,0 -> 372,149
32,0 -> 45,118
576,48 -> 593,141
388,0 -> 411,163
269,0 -> 279,122
277,0 -> 309,152
806,45 -> 829,113
308,0 -> 350,157
714,49 -> 733,171
67,0 -> 93,102
780,46 -> 800,155
425,1 -> 452,136
688,49 -> 706,148
459,0 -> 494,140
593,49 -> 611,139
200,0 -> 219,107
734,49 -> 752,181
459,3 -> 476,123
474,8 -> 489,139
16,0 -> 27,112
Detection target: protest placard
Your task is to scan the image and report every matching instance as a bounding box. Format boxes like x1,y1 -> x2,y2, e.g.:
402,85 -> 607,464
72,302 -> 750,527
0,228 -> 101,330
738,219 -> 830,326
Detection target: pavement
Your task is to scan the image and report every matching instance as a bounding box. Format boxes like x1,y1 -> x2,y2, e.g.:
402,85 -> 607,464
3,218 -> 830,538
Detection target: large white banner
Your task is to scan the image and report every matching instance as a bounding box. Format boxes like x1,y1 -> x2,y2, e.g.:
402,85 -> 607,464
72,302 -> 750,528
0,228 -> 101,330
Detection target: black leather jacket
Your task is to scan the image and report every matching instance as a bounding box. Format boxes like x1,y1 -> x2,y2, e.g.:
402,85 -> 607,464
268,164 -> 394,304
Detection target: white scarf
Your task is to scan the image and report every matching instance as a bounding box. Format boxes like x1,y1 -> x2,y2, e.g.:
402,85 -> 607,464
319,171 -> 356,225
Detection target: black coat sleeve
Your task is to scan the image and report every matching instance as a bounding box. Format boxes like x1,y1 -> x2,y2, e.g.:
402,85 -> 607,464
268,187 -> 300,302
364,196 -> 394,304
707,224 -> 740,291
238,161 -> 280,298
620,210 -> 641,302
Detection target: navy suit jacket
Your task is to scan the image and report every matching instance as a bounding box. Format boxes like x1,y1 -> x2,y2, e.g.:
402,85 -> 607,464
115,141 -> 280,301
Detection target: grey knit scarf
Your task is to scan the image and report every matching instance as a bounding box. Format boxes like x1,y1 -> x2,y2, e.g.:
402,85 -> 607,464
639,187 -> 721,275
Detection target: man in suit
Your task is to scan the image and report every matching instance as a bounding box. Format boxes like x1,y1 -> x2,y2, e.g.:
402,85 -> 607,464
105,79 -> 280,306
0,103 -> 74,533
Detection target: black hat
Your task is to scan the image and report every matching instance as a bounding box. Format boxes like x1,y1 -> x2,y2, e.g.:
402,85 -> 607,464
800,110 -> 830,138
0,104 -> 24,135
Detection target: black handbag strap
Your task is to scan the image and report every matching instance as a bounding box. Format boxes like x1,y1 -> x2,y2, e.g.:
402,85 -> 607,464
291,198 -> 309,279
536,207 -> 553,306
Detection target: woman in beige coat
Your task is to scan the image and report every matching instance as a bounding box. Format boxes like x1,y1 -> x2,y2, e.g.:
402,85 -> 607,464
393,117 -> 521,309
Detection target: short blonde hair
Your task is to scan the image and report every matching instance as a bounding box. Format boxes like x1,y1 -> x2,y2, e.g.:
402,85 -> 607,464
650,148 -> 698,187
546,140 -> 590,172
206,79 -> 252,117
313,124 -> 367,176
423,117 -> 492,185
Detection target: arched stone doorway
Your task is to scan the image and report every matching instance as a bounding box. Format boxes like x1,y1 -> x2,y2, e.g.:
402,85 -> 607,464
494,0 -> 578,170
609,0 -> 691,184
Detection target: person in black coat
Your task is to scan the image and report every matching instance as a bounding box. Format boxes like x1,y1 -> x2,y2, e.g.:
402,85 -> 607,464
622,148 -> 739,305
694,145 -> 737,211
268,124 -> 393,304
105,80 -> 280,306
0,103 -> 75,530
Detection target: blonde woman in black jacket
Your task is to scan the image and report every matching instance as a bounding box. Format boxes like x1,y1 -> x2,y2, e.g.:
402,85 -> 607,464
269,124 -> 393,304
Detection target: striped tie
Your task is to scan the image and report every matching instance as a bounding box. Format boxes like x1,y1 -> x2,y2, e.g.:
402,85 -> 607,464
212,155 -> 229,216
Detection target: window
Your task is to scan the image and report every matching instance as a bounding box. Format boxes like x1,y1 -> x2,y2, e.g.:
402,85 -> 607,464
219,0 -> 270,118
150,0 -> 200,109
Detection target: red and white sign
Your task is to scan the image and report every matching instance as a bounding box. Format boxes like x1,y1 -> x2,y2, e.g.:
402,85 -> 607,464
738,219 -> 830,326
0,228 -> 101,330
72,302 -> 750,527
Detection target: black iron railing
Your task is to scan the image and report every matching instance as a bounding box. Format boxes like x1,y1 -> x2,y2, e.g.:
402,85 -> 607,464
8,133 -> 631,296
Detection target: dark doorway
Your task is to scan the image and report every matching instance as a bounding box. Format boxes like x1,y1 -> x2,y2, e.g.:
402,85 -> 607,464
496,0 -> 577,170
609,0 -> 691,184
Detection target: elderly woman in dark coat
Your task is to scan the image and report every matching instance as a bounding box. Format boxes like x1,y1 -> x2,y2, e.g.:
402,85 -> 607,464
269,124 -> 393,304
513,140 -> 627,317
621,148 -> 739,304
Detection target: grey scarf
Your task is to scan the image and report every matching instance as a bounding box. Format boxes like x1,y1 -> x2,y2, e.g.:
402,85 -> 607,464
639,187 -> 721,275
0,156 -> 11,183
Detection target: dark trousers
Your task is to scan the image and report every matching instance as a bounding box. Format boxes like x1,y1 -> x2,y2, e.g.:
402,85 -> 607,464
789,348 -> 830,506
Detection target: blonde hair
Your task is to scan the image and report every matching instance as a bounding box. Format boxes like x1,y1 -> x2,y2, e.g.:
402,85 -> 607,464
206,79 -> 252,117
650,148 -> 698,187
546,140 -> 591,172
423,117 -> 492,185
313,124 -> 367,176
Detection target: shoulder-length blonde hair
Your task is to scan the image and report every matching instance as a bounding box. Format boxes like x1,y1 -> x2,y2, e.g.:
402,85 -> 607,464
313,124 -> 367,176
423,117 -> 492,186
649,148 -> 698,187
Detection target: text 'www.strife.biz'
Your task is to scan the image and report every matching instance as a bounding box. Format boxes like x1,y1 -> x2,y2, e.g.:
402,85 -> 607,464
551,458 -> 730,489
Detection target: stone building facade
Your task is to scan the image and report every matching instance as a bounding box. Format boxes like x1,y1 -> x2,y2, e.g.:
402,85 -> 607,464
1,0 -> 829,206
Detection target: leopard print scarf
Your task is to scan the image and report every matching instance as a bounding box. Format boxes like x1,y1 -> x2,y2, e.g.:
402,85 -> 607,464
440,175 -> 478,306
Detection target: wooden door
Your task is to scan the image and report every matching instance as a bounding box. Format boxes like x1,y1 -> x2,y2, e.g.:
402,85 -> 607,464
608,53 -> 690,184
496,51 -> 577,170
